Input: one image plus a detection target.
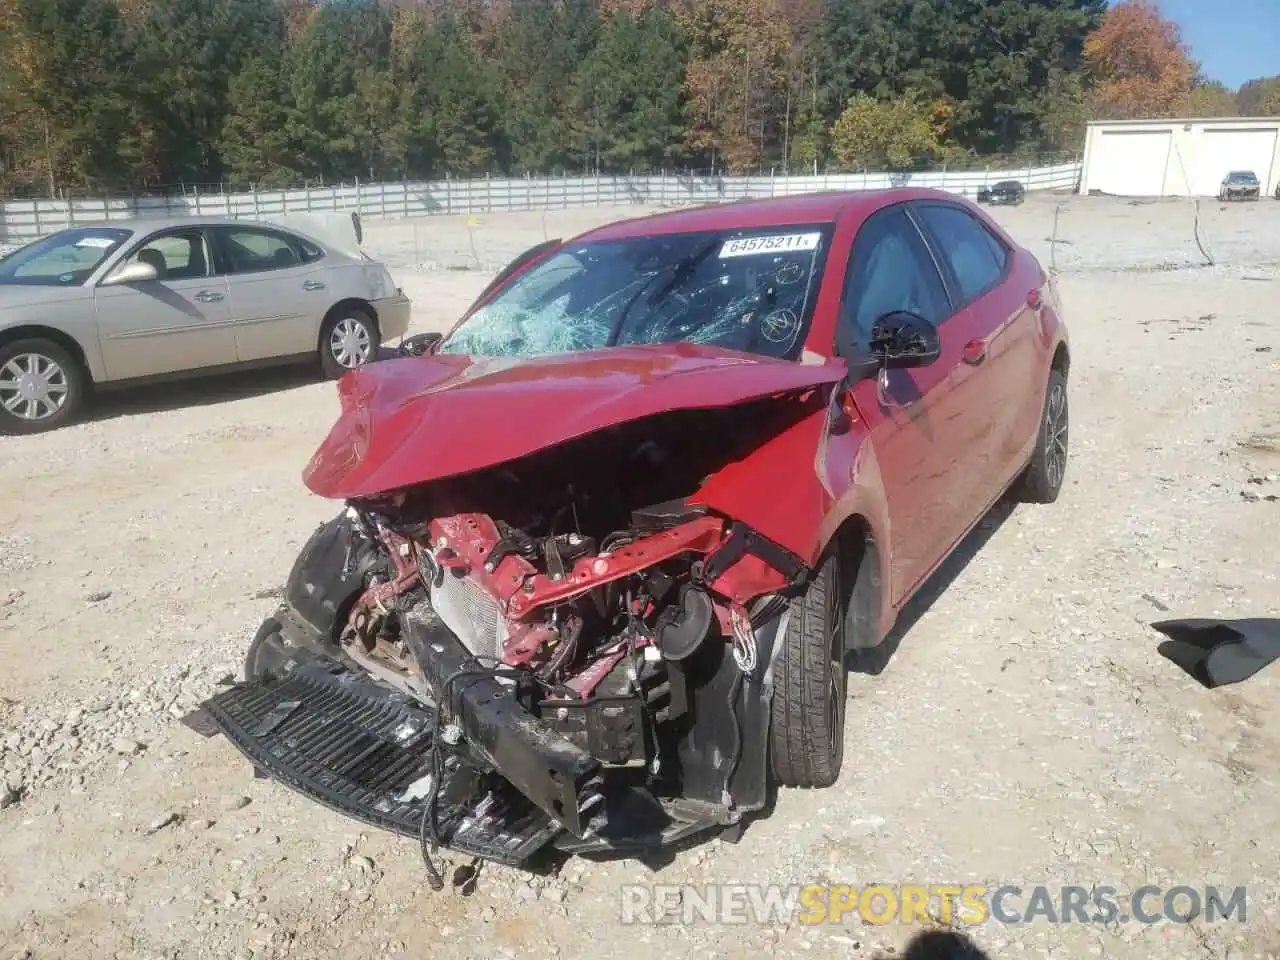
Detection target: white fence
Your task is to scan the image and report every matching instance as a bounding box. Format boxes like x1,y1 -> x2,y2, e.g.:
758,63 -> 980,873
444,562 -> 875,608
0,162 -> 1081,243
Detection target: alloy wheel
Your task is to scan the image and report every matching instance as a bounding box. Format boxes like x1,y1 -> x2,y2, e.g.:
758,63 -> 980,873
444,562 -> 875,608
1044,382 -> 1069,491
0,352 -> 70,422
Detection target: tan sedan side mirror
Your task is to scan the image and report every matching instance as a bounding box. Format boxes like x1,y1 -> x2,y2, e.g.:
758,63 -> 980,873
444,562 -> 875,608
101,260 -> 158,286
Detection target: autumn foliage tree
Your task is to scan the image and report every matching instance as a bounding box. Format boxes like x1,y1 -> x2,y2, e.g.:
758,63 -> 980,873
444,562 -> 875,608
829,91 -> 942,171
676,0 -> 792,173
1238,77 -> 1280,117
4,0 -> 1254,195
1187,78 -> 1238,118
1083,0 -> 1194,120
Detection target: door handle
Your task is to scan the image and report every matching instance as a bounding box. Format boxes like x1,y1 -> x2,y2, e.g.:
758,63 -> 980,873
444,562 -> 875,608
303,280 -> 326,291
962,338 -> 987,365
194,290 -> 224,303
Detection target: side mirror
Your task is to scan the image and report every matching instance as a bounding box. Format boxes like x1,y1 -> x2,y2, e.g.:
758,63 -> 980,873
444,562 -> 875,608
398,331 -> 443,357
101,260 -> 158,286
869,311 -> 941,369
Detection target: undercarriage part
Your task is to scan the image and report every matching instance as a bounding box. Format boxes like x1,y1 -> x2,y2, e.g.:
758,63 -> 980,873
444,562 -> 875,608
401,602 -> 602,838
550,793 -> 731,856
200,650 -> 562,865
538,694 -> 649,767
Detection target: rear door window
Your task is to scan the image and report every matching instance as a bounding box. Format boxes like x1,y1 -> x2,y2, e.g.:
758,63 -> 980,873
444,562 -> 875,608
212,226 -> 307,275
912,204 -> 1007,304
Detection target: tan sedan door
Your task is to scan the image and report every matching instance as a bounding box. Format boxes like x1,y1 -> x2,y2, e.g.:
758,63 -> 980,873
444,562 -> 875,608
94,226 -> 236,381
210,225 -> 330,363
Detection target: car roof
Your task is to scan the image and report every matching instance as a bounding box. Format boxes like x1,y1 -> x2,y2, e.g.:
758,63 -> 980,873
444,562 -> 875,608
573,187 -> 971,242
51,215 -> 277,234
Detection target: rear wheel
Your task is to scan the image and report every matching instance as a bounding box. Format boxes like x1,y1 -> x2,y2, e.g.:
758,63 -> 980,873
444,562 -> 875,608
0,338 -> 86,435
1013,368 -> 1069,504
320,306 -> 379,379
770,552 -> 847,789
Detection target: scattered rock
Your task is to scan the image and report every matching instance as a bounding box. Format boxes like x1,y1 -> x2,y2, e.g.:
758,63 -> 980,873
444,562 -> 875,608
188,818 -> 214,832
223,795 -> 252,812
348,855 -> 375,873
0,782 -> 21,809
84,591 -> 112,603
146,811 -> 181,834
1240,475 -> 1280,502
112,738 -> 143,756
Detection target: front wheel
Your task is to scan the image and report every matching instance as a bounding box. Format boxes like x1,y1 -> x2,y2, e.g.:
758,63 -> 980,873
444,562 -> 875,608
770,552 -> 847,789
1013,368 -> 1069,504
0,338 -> 87,435
320,307 -> 380,379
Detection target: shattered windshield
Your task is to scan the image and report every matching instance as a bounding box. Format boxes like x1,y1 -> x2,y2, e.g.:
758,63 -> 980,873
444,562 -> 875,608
438,224 -> 834,360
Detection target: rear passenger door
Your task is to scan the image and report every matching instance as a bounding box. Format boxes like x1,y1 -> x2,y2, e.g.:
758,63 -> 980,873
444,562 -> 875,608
910,201 -> 1037,496
211,225 -> 330,363
834,204 -> 989,604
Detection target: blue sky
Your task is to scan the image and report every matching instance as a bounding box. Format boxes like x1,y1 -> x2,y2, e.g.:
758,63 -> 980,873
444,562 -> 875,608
1153,0 -> 1278,90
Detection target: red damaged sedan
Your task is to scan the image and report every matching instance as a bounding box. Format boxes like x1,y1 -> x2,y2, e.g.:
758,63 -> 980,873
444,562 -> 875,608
200,187 -> 1070,876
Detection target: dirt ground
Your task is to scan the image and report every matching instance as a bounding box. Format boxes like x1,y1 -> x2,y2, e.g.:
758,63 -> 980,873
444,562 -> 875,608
2,194 -> 1279,960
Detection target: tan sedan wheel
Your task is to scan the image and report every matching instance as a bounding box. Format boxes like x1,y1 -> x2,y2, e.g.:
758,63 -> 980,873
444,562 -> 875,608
320,307 -> 379,379
0,338 -> 86,435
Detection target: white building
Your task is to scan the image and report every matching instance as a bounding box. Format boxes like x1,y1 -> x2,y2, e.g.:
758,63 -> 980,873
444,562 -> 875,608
1078,116 -> 1280,197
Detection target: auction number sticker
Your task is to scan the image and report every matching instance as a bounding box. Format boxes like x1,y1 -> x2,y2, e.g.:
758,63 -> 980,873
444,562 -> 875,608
719,232 -> 821,259
75,237 -> 116,248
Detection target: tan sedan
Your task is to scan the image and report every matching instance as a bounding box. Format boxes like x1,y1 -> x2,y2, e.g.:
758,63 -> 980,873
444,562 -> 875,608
0,213 -> 411,434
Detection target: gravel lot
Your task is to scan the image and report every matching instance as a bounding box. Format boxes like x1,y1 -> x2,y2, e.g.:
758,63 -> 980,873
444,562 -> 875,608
2,194 -> 1279,960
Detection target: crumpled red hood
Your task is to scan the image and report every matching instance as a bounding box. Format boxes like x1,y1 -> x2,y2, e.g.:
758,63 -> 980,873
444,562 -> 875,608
302,343 -> 844,500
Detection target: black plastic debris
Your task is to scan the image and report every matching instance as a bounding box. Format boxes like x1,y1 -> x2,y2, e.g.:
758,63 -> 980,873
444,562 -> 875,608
1152,618 -> 1280,689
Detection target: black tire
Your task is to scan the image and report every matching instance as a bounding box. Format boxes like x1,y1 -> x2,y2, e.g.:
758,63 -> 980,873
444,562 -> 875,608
770,551 -> 848,789
1013,368 -> 1069,504
319,306 -> 380,379
0,337 -> 87,436
244,617 -> 282,682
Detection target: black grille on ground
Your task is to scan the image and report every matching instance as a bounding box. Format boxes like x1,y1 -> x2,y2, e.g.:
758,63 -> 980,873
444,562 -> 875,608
201,659 -> 561,866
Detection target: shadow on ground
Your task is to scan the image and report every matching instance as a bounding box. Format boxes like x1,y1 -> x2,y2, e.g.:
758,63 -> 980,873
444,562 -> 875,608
80,346 -> 419,424
879,928 -> 994,959
84,363 -> 323,423
850,497 -> 1019,677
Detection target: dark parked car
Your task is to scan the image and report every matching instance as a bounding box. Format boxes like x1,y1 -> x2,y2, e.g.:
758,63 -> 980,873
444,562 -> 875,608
976,179 -> 1026,205
199,187 -> 1071,876
1219,170 -> 1261,201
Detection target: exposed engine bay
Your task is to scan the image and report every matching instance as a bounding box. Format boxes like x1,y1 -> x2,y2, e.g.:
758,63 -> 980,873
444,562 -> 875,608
199,372 -> 835,882
340,405 -> 803,705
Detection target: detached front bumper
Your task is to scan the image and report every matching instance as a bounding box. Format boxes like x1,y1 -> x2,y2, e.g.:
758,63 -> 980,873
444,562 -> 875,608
201,641 -> 565,865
